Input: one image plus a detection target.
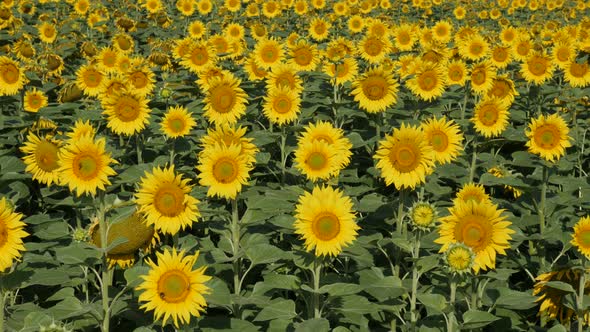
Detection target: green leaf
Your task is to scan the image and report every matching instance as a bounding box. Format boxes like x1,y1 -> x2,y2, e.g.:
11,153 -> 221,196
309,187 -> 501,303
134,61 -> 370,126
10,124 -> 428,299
25,269 -> 72,287
334,295 -> 376,314
295,318 -> 330,332
417,293 -> 447,314
124,265 -> 150,288
544,281 -> 576,293
547,324 -> 567,332
462,310 -> 500,329
54,242 -> 101,265
357,193 -> 385,213
319,283 -> 363,296
205,277 -> 232,308
254,299 -> 296,321
245,244 -> 290,265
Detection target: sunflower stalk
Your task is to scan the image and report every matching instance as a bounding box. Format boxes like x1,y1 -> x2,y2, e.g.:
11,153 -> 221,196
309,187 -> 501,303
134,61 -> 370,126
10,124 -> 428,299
280,127 -> 287,185
136,134 -> 143,164
97,192 -> 112,332
538,165 -> 548,269
0,289 -> 5,332
577,261 -> 587,332
230,198 -> 242,318
169,138 -> 176,166
468,137 -> 478,183
410,232 -> 421,329
448,274 -> 458,332
312,257 -> 322,319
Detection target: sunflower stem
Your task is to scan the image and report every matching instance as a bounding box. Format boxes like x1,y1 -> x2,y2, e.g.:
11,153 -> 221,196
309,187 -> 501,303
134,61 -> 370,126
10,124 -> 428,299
169,139 -> 175,167
470,277 -> 479,310
538,165 -> 548,269
312,257 -> 322,319
230,198 -> 241,318
0,289 -> 5,332
410,232 -> 421,329
136,134 -> 143,164
280,127 -> 287,186
578,263 -> 586,332
397,188 -> 406,235
98,191 -> 111,332
468,138 -> 478,183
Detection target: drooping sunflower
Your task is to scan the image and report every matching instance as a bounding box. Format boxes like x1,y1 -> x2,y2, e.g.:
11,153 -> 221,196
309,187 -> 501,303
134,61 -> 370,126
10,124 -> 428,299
58,135 -> 117,197
135,166 -> 200,235
0,197 -> 28,272
323,57 -> 358,85
294,140 -> 339,182
293,185 -> 359,257
197,143 -> 252,200
446,60 -> 468,86
533,268 -> 590,326
421,117 -> 464,164
90,211 -> 159,268
470,61 -> 497,95
351,66 -> 398,113
137,248 -> 211,328
262,85 -> 301,125
487,166 -> 523,199
160,105 -> 197,138
0,56 -> 25,96
112,33 -> 134,53
102,89 -> 151,136
563,60 -> 590,88
199,124 -> 258,165
298,121 -> 352,169
76,63 -> 105,97
202,74 -> 248,125
435,200 -> 514,273
253,37 -> 284,70
20,132 -> 62,186
454,182 -> 491,205
67,119 -> 95,141
357,34 -> 391,64
23,88 -> 48,113
525,113 -> 572,162
521,52 -> 554,85
472,98 -> 510,138
406,61 -> 446,101
374,123 -> 435,190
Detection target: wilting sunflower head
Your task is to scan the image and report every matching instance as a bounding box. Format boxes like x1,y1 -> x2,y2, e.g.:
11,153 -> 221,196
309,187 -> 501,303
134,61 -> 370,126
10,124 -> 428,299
444,242 -> 475,274
525,113 -> 572,162
294,185 -> 359,257
137,248 -> 211,328
409,201 -> 438,231
0,197 -> 29,272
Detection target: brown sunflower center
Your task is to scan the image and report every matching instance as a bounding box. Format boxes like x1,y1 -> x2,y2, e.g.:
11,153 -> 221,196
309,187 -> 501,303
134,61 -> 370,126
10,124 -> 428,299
312,212 -> 340,241
1,63 -> 19,84
430,131 -> 448,151
469,42 -> 483,56
115,96 -> 141,122
471,69 -> 486,86
213,158 -> 238,183
157,270 -> 191,303
306,151 -> 327,170
130,71 -> 149,89
362,75 -> 387,100
490,81 -> 509,98
103,53 -> 117,67
73,153 -> 100,180
35,140 -> 60,172
334,63 -> 349,78
273,95 -> 292,114
492,47 -> 508,62
579,230 -> 590,247
389,144 -> 420,172
169,117 -> 185,133
261,45 -> 279,63
479,105 -> 499,126
528,57 -> 548,76
449,66 -> 463,81
210,85 -> 235,113
364,38 -> 383,56
556,47 -> 570,62
418,71 -> 437,91
275,74 -> 295,89
534,125 -> 560,149
569,63 -> 588,78
116,36 -> 132,50
43,26 -> 55,38
190,47 -> 209,66
516,42 -> 530,56
294,48 -> 312,66
397,31 -> 410,45
83,69 -> 102,88
314,22 -> 326,35
154,183 -> 185,217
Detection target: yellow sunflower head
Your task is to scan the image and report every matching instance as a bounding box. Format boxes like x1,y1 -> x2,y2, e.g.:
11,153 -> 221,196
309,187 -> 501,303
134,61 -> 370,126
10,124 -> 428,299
374,123 -> 435,190
469,61 -> 497,95
309,17 -> 331,41
323,57 -> 359,86
199,124 -> 258,165
446,60 -> 468,86
268,62 -> 303,91
0,56 -> 25,96
571,216 -> 590,259
253,37 -> 284,70
444,242 -> 475,274
294,185 -> 359,257
406,61 -> 447,102
409,201 -> 438,231
521,52 -> 554,85
0,197 -> 29,272
262,85 -> 302,126
202,74 -> 248,126
20,132 -> 62,186
137,248 -> 211,328
472,97 -> 510,138
298,121 -> 353,169
421,116 -> 464,164
288,40 -> 319,72
525,113 -> 572,162
102,89 -> 151,136
454,182 -> 491,206
160,105 -> 197,139
67,119 -> 96,141
38,22 -> 57,43
294,140 -> 340,182
351,65 -> 399,113
23,88 -> 48,113
75,63 -> 105,97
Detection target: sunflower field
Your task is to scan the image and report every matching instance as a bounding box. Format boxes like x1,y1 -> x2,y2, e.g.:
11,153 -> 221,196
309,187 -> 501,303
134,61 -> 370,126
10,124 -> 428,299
1,0 -> 590,331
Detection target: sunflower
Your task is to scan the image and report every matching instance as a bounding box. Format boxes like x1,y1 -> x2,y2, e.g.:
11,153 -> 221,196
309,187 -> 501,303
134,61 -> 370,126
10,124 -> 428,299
351,66 -> 398,113
512,36 -> 533,61
490,45 -> 512,69
58,135 -> 117,197
525,113 -> 572,162
309,17 -> 331,41
521,52 -> 554,85
13,40 -> 35,61
90,211 -> 159,268
267,63 -> 303,91
288,40 -> 319,72
294,186 -> 359,257
533,269 -> 590,326
144,0 -> 163,13
197,143 -> 252,200
263,85 -> 301,125
244,55 -> 268,81
137,248 -> 211,328
421,117 -> 464,164
102,89 -> 151,136
563,60 -> 590,88
202,74 -> 248,125
0,56 -> 25,96
196,0 -> 213,14
500,27 -> 517,45
160,105 -> 197,138
96,47 -> 119,73
0,197 -> 28,272
551,41 -> 576,69
20,132 -> 62,186
100,75 -> 126,99
487,166 -> 523,199
298,121 -> 352,169
67,119 -> 95,141
348,15 -> 364,34
358,34 -> 391,64
374,123 -> 435,190
472,98 -> 510,138
459,34 -> 489,61
178,0 -> 196,15
393,24 -> 417,51
199,124 -> 258,165
224,23 -> 245,41
444,242 -> 475,274
454,182 -> 491,205
38,22 -> 57,43
432,20 -> 453,44
23,88 -> 48,113
112,33 -> 134,53
470,61 -> 496,95
126,65 -> 155,97
406,61 -> 446,101
294,140 -> 340,182
409,201 -> 438,231
435,200 -> 514,273
323,57 -> 358,85
253,38 -> 284,70
486,76 -> 518,104
446,60 -> 468,86
76,64 -> 105,97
